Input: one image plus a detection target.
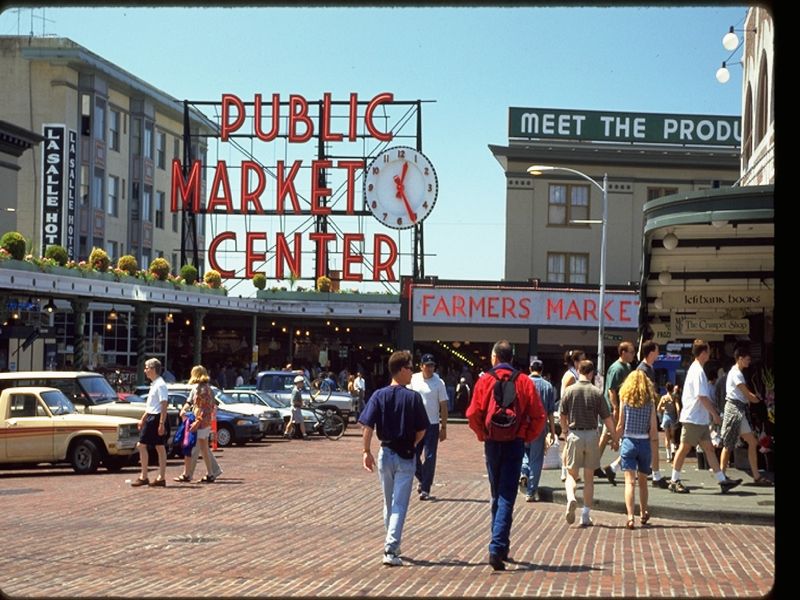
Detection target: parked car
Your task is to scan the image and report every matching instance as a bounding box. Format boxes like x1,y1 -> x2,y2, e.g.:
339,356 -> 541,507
135,383 -> 281,439
225,388 -> 319,435
254,370 -> 354,424
0,386 -> 139,473
143,387 -> 261,448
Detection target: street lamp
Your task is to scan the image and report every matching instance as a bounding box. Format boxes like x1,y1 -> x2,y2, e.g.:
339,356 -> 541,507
527,164 -> 609,376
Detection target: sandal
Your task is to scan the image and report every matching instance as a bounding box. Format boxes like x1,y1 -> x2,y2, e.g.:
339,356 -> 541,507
200,475 -> 215,483
753,477 -> 774,487
640,511 -> 651,525
173,474 -> 191,482
626,517 -> 635,530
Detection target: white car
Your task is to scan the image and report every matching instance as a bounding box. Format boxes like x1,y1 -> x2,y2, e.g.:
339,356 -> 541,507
225,389 -> 319,435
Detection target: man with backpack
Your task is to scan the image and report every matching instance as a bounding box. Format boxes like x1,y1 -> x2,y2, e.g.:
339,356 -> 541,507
466,340 -> 546,571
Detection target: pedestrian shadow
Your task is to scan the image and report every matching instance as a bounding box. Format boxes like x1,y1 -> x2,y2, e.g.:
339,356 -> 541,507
506,560 -> 602,573
401,557 -> 485,568
429,497 -> 489,504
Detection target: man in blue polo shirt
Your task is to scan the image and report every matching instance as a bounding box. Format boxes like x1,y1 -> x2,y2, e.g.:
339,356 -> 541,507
359,350 -> 429,567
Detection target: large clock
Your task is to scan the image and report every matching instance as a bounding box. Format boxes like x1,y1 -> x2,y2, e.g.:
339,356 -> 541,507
364,146 -> 438,229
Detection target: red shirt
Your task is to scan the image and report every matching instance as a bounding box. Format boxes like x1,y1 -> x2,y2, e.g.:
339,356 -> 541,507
466,364 -> 546,443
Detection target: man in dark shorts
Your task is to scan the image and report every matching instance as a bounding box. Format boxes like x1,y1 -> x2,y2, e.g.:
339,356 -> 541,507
131,357 -> 170,487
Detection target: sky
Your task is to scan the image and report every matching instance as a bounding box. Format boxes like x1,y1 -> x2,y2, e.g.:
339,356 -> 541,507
0,5 -> 748,295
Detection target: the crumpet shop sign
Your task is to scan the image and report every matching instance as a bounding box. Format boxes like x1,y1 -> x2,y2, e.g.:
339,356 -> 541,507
412,288 -> 639,327
509,107 -> 740,146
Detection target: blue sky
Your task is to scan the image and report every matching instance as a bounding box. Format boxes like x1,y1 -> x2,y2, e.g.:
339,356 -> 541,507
0,5 -> 747,292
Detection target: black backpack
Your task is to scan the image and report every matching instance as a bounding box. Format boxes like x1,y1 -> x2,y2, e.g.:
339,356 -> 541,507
484,367 -> 522,442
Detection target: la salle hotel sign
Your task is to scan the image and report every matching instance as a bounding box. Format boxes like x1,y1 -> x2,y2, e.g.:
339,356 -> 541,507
412,288 -> 639,327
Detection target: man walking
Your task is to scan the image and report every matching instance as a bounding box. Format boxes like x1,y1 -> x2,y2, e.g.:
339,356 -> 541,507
519,358 -> 557,502
598,341 -> 634,485
409,353 -> 449,501
359,350 -> 429,567
353,370 -> 366,418
131,357 -> 170,487
668,339 -> 742,494
467,340 -> 545,571
561,360 -> 618,527
636,340 -> 669,489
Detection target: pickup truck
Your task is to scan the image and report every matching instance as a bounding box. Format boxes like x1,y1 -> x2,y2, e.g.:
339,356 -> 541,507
254,370 -> 354,424
0,386 -> 140,473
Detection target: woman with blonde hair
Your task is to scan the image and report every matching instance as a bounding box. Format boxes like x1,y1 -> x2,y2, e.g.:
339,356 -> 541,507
174,365 -> 219,483
616,369 -> 659,529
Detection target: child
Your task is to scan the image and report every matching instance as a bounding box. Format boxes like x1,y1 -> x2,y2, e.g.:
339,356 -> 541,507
657,382 -> 679,461
616,369 -> 659,529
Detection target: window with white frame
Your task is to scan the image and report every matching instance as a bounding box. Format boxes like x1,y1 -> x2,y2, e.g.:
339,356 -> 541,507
156,132 -> 166,169
105,241 -> 118,261
109,109 -> 120,151
92,170 -> 104,210
142,188 -> 152,222
547,252 -> 589,284
107,175 -> 119,217
155,191 -> 165,229
93,98 -> 106,142
131,118 -> 141,156
143,122 -> 153,160
548,184 -> 589,226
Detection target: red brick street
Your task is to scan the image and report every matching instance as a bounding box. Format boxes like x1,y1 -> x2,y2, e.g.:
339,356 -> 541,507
0,422 -> 774,597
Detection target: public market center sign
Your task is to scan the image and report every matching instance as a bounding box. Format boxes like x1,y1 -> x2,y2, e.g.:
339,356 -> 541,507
509,107 -> 740,146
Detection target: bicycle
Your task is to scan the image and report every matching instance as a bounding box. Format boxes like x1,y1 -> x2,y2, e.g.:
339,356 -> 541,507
306,398 -> 346,440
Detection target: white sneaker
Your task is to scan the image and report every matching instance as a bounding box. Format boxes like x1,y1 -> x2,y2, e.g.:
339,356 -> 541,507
565,499 -> 577,524
382,552 -> 402,566
580,516 -> 594,527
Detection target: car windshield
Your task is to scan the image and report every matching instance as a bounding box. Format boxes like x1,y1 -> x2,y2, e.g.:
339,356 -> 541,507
41,390 -> 77,415
78,376 -> 118,405
256,392 -> 286,408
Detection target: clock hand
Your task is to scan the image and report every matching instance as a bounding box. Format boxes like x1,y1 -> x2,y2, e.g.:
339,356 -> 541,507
399,161 -> 408,183
396,187 -> 417,223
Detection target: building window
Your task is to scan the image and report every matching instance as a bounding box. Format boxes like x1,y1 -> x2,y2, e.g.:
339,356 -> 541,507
142,188 -> 152,222
80,165 -> 89,206
172,211 -> 178,233
742,85 -> 753,167
755,52 -> 769,146
131,118 -> 141,156
172,253 -> 178,270
143,122 -> 153,160
93,98 -> 106,142
156,132 -> 166,169
79,236 -> 88,259
131,182 -> 140,220
81,94 -> 91,137
105,241 -> 118,261
547,252 -> 589,284
92,170 -> 104,210
107,175 -> 119,217
109,109 -> 120,151
141,249 -> 151,270
646,187 -> 678,201
155,191 -> 165,229
548,184 -> 589,226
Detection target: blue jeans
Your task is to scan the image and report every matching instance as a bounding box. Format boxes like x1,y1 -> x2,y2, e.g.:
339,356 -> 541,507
414,423 -> 440,494
484,438 -> 525,557
377,446 -> 415,554
520,429 -> 547,494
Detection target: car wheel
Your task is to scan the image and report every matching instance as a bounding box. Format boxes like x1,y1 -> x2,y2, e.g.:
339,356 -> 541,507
70,439 -> 101,474
216,425 -> 233,447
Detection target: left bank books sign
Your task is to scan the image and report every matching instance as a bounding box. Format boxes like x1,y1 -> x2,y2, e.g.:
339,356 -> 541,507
412,287 -> 639,327
40,124 -> 77,258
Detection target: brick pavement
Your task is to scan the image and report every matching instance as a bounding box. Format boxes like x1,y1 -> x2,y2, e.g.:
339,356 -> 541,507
0,422 -> 775,597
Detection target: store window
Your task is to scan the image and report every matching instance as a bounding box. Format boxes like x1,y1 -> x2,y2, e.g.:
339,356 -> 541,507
548,184 -> 589,226
547,252 -> 588,284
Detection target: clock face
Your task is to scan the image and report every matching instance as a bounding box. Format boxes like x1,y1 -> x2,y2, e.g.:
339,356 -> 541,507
363,146 -> 438,229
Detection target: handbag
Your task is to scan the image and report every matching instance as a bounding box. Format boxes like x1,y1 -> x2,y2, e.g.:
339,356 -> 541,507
173,413 -> 197,457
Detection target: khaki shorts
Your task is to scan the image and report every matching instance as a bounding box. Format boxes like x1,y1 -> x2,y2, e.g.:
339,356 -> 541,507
680,422 -> 711,446
565,429 -> 601,471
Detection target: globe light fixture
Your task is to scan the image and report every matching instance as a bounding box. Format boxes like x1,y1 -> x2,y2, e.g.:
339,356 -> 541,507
658,271 -> 672,285
662,232 -> 679,250
722,26 -> 739,51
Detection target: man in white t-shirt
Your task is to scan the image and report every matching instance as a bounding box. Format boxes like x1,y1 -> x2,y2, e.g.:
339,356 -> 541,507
668,340 -> 742,494
409,353 -> 449,501
131,357 -> 170,487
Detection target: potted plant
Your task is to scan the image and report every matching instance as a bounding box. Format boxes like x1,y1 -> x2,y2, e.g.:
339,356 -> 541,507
149,257 -> 171,283
252,273 -> 267,290
180,264 -> 198,285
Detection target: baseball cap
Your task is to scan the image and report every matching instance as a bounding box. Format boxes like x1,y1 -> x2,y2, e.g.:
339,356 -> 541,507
529,358 -> 543,371
293,375 -> 304,383
421,353 -> 436,365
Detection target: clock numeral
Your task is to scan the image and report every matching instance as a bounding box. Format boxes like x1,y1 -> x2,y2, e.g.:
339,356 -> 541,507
372,166 -> 380,175
398,150 -> 405,159
383,154 -> 390,163
424,167 -> 430,175
397,217 -> 403,225
422,201 -> 429,209
368,183 -> 374,192
382,212 -> 388,221
414,153 -> 418,163
371,201 -> 377,209
428,184 -> 433,192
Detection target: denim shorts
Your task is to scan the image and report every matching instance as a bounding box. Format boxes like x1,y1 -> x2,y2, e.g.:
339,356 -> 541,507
619,437 -> 652,475
661,414 -> 676,429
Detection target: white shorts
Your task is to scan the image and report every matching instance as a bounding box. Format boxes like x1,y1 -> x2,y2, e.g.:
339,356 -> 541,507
196,427 -> 211,440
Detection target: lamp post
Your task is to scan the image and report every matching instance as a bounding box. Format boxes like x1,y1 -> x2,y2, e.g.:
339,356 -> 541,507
527,165 -> 609,377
